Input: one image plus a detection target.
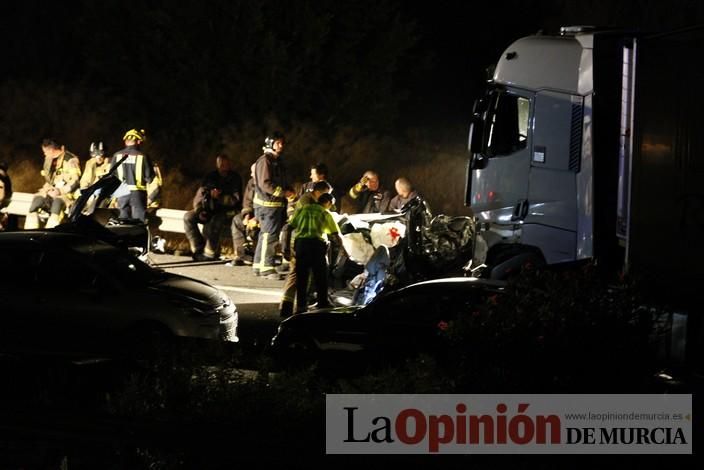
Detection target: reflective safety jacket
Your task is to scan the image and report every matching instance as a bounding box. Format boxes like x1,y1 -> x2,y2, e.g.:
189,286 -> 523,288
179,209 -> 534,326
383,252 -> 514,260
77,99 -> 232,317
79,157 -> 111,190
111,145 -> 154,191
41,151 -> 82,199
253,151 -> 287,208
241,177 -> 255,216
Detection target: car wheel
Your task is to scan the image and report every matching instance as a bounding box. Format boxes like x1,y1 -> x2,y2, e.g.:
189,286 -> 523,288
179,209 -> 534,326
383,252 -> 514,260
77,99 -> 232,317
284,336 -> 319,365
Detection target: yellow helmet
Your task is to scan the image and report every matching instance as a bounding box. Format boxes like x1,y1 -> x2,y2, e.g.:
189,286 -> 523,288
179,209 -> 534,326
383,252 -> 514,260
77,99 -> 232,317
123,128 -> 146,142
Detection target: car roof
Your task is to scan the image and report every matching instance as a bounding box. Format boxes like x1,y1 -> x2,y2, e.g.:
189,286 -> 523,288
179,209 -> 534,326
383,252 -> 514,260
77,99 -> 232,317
408,277 -> 507,289
0,230 -> 106,250
384,277 -> 506,299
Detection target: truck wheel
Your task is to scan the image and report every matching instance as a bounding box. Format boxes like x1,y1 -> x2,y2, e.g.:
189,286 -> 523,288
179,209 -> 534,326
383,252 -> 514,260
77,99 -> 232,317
487,246 -> 545,280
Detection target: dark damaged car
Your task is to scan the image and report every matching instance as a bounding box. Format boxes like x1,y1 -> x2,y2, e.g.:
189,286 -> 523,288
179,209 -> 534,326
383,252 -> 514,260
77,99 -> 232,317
0,231 -> 238,358
270,277 -> 505,363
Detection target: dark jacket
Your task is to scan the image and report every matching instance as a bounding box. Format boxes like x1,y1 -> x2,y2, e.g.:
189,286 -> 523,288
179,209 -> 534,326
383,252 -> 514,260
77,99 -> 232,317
202,169 -> 242,213
348,186 -> 393,214
388,190 -> 419,213
253,151 -> 287,208
191,186 -> 222,223
241,177 -> 255,216
111,145 -> 154,191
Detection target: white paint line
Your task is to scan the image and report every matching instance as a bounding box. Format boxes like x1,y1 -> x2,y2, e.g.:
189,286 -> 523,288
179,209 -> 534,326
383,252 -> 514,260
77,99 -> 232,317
214,285 -> 283,298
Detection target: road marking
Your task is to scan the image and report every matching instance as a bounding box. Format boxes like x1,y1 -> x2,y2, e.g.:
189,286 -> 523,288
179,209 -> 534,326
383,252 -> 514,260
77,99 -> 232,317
214,285 -> 282,298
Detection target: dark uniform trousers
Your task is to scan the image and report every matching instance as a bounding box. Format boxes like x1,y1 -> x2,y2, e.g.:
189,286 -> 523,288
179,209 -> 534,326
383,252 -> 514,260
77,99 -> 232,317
253,206 -> 285,273
184,210 -> 229,258
294,238 -> 329,313
118,190 -> 148,222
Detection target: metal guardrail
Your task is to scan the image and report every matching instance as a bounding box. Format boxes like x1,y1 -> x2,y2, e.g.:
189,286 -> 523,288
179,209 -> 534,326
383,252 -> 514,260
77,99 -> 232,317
6,191 -> 189,234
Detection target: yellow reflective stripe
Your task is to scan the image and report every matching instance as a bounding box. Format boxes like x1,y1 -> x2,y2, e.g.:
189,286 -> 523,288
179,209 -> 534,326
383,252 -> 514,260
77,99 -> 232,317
348,187 -> 359,199
135,154 -> 143,189
272,186 -> 283,197
259,233 -> 274,270
253,195 -> 285,207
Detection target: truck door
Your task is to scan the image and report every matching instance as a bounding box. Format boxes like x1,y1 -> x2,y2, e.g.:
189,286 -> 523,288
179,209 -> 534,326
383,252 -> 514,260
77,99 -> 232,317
467,87 -> 531,226
522,91 -> 582,263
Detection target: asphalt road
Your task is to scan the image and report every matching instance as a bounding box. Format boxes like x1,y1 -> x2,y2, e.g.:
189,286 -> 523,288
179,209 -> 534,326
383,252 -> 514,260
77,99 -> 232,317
147,253 -> 287,351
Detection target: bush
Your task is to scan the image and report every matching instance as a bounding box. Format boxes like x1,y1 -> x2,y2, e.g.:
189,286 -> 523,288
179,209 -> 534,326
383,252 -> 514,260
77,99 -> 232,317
447,264 -> 656,392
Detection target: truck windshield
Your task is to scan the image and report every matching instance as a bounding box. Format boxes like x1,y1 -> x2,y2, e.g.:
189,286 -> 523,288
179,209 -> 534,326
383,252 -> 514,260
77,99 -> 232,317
483,89 -> 529,157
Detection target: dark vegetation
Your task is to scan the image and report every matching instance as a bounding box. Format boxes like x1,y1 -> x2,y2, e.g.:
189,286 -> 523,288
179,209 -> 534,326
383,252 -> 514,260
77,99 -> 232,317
2,1 -> 703,214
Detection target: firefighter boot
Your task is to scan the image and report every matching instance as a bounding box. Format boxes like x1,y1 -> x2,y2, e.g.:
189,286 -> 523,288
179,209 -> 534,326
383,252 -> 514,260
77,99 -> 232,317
24,212 -> 40,230
46,213 -> 63,229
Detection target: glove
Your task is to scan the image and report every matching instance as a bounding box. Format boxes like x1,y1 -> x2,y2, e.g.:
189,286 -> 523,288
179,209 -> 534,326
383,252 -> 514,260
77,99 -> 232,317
246,217 -> 259,229
353,176 -> 369,193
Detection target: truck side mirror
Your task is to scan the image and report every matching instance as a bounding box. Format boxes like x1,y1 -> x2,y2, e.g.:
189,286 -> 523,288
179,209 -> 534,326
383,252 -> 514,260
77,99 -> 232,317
468,96 -> 487,155
470,152 -> 488,170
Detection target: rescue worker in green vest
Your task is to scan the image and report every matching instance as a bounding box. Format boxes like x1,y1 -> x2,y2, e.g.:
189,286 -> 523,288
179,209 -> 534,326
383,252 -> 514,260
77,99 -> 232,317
288,192 -> 341,314
252,132 -> 287,277
24,139 -> 82,229
110,128 -> 154,222
279,180 -> 332,317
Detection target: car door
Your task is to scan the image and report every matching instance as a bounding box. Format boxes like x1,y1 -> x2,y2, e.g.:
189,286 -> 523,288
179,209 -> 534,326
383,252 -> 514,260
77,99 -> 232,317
0,243 -> 45,352
469,87 -> 532,225
370,290 -> 441,354
33,247 -> 127,354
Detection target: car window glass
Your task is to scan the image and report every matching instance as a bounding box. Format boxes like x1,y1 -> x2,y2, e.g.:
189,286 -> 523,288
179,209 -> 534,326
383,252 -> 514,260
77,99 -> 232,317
90,247 -> 157,285
37,250 -> 99,290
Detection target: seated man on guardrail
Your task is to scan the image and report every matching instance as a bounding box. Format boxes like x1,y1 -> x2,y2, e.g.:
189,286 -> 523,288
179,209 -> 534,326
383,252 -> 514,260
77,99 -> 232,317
184,154 -> 242,261
24,139 -> 82,229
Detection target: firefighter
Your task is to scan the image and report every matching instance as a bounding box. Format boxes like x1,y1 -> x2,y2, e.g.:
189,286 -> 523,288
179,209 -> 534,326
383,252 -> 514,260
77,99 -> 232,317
110,128 -> 154,222
147,161 -> 163,209
24,139 -> 82,229
230,163 -> 258,266
252,132 -> 287,278
79,142 -> 111,190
